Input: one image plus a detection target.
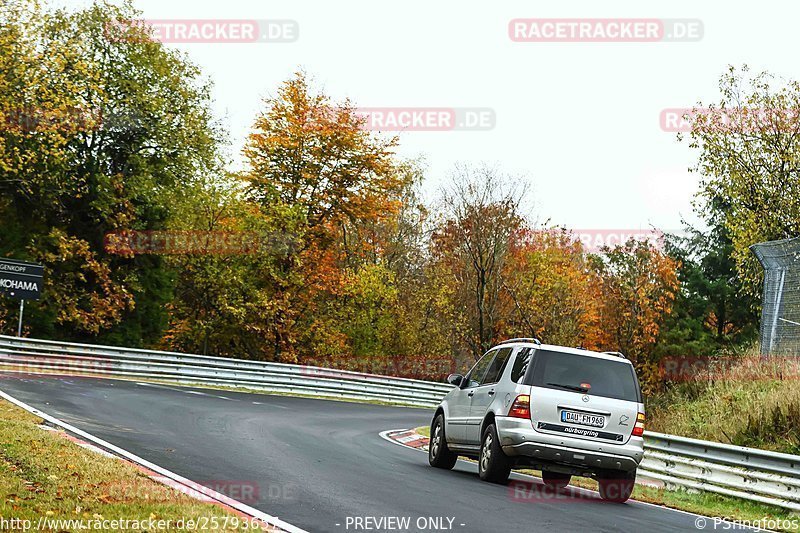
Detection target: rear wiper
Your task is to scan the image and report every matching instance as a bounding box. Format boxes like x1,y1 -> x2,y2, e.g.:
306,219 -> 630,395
547,382 -> 589,393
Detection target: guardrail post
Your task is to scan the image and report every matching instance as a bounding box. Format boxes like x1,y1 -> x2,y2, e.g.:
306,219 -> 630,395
17,299 -> 24,337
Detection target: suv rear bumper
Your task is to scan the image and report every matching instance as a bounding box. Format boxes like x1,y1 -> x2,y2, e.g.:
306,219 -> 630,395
496,416 -> 644,473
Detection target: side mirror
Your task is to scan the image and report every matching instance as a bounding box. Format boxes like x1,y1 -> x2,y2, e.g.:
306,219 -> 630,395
446,373 -> 464,387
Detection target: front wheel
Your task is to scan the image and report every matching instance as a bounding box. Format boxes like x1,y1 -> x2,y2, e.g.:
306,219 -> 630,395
598,470 -> 636,503
428,414 -> 457,469
478,423 -> 512,484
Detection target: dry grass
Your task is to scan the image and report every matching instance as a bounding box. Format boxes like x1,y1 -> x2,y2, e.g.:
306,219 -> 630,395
0,400 -> 266,531
648,351 -> 800,454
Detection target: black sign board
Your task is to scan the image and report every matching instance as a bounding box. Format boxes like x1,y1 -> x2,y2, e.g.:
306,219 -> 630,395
0,258 -> 44,300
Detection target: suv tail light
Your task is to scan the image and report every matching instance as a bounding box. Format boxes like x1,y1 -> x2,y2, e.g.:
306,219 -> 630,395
632,412 -> 645,437
508,394 -> 530,419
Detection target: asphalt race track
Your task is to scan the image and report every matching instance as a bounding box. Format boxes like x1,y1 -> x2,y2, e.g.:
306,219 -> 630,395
0,374 -> 716,532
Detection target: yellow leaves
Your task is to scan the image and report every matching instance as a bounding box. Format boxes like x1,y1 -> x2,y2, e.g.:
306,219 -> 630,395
506,232 -> 606,349
500,231 -> 679,382
594,240 -> 679,390
34,229 -> 135,334
243,72 -> 405,234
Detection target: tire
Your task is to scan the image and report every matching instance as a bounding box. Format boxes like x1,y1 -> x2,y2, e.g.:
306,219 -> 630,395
542,471 -> 571,490
428,414 -> 458,469
478,423 -> 512,484
598,470 -> 636,503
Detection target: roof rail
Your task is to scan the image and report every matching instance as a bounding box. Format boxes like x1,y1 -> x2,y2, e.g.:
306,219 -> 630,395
498,338 -> 541,346
602,351 -> 626,359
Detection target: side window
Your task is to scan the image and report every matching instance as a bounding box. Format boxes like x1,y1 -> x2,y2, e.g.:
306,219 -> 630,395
465,350 -> 497,388
510,347 -> 534,383
481,347 -> 513,385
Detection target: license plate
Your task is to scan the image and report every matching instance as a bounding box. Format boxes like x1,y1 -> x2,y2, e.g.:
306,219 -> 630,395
561,410 -> 605,428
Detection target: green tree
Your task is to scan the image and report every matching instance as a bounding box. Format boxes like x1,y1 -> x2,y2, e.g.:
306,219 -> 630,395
656,219 -> 759,358
687,66 -> 800,300
0,1 -> 224,343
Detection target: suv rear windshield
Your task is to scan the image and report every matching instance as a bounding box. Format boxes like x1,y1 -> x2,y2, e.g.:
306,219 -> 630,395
525,350 -> 642,402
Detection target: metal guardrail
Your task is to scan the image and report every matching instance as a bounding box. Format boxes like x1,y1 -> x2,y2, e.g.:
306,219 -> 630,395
639,431 -> 800,511
0,335 -> 453,408
1,335 -> 800,511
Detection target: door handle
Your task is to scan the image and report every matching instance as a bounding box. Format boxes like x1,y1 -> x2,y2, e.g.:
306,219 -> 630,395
467,391 -> 474,397
488,390 -> 495,396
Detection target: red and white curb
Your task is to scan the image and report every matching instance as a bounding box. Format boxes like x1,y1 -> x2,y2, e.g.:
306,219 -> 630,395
0,388 -> 307,533
381,428 -> 430,451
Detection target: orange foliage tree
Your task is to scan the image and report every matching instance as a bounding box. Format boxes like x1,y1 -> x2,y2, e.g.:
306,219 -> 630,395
242,72 -> 410,361
431,166 -> 525,360
502,229 -> 604,349
592,239 -> 680,393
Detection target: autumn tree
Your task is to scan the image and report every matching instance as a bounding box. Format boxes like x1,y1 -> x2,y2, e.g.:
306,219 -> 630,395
592,240 -> 679,392
502,229 -> 604,348
0,2 -> 688,380
158,175 -> 287,357
433,165 -> 526,360
371,172 -> 461,374
242,72 -> 410,361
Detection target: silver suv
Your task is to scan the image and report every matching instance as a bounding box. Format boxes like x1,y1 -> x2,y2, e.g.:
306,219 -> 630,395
428,339 -> 645,503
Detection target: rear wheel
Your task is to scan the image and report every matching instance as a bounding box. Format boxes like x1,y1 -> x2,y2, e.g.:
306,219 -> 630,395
598,470 -> 636,503
428,414 -> 457,469
478,423 -> 512,484
542,471 -> 571,490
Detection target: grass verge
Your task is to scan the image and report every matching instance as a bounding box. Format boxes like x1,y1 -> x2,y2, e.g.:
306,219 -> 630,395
413,426 -> 799,531
647,355 -> 800,454
517,469 -> 800,531
0,399 -> 267,531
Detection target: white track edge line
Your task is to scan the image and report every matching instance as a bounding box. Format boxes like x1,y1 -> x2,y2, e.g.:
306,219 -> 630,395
0,388 -> 308,533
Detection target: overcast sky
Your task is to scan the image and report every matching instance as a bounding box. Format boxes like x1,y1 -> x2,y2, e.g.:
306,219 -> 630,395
52,0 -> 799,234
